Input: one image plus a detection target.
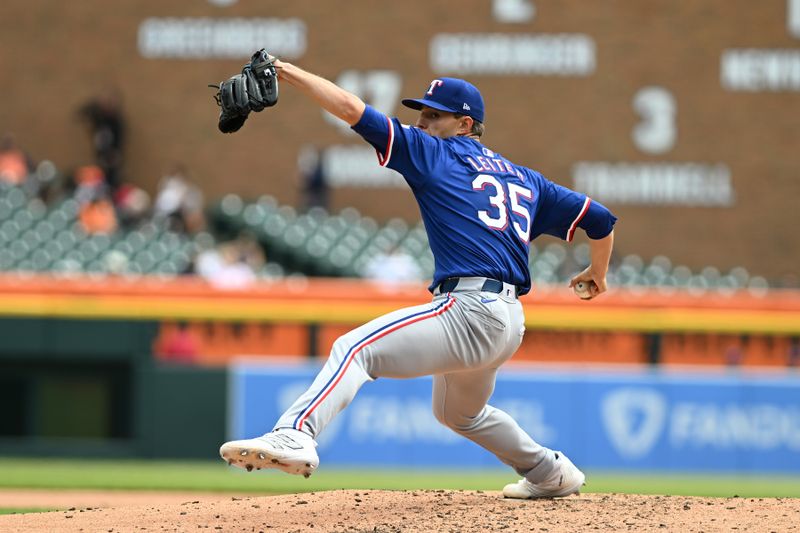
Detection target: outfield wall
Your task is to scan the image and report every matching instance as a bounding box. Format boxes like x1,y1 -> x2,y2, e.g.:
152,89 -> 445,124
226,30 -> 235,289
230,362 -> 800,474
1,275 -> 798,461
4,1 -> 800,279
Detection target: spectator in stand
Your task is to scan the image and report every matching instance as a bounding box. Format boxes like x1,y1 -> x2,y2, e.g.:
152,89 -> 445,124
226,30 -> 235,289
72,164 -> 118,235
234,231 -> 266,273
192,233 -> 265,288
297,144 -> 329,212
195,243 -> 256,289
77,86 -> 126,191
79,192 -> 118,235
364,246 -> 423,285
113,182 -> 151,228
0,132 -> 34,186
153,163 -> 206,233
72,164 -> 107,204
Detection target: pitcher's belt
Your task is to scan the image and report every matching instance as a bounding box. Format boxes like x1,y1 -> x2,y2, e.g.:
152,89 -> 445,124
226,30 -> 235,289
434,277 -> 519,299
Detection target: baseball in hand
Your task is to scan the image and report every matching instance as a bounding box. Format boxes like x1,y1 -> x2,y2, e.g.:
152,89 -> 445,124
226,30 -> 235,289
573,280 -> 596,300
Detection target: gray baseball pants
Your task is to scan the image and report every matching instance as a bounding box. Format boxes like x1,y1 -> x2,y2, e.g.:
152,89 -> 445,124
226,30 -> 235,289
273,277 -> 558,481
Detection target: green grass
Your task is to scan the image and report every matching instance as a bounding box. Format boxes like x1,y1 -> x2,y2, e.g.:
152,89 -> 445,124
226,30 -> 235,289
0,458 -> 798,498
581,472 -> 800,498
0,508 -> 55,515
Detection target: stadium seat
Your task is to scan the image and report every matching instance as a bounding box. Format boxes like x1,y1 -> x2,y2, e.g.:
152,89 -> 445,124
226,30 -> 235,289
1,178 -> 773,295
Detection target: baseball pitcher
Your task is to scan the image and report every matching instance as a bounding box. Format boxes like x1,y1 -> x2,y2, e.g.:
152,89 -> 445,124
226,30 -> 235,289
214,50 -> 617,499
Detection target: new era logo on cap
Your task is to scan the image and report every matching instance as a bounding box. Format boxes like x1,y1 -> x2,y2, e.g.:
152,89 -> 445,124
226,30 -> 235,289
401,77 -> 485,123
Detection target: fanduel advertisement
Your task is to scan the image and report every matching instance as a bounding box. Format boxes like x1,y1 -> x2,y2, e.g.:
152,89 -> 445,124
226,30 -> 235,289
228,363 -> 800,473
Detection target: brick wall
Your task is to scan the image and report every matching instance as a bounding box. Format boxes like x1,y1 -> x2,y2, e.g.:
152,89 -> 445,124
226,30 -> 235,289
1,0 -> 798,281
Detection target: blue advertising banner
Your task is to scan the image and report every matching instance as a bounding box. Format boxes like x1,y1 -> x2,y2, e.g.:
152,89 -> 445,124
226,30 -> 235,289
229,362 -> 800,473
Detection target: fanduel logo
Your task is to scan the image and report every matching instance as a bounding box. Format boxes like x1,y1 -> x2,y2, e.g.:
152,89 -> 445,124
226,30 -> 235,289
601,388 -> 667,459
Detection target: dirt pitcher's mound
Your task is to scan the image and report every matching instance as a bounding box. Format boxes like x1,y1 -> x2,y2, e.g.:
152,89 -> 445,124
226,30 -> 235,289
1,489 -> 798,532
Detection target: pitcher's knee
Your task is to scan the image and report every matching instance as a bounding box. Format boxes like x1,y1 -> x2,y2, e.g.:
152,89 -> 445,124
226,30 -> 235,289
432,402 -> 447,427
330,336 -> 350,358
432,405 -> 479,433
330,334 -> 375,377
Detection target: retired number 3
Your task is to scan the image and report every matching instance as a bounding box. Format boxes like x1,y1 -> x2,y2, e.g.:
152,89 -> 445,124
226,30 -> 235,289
472,174 -> 533,243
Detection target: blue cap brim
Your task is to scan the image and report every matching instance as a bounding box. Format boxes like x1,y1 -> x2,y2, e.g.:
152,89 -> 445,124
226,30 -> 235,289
401,98 -> 458,115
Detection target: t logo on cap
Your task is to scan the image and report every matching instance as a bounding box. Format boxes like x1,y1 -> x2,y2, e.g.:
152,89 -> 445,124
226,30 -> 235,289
426,79 -> 444,96
402,77 -> 485,123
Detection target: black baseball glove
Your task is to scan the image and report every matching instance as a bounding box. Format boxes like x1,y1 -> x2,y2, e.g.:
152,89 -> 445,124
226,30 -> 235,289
210,49 -> 279,133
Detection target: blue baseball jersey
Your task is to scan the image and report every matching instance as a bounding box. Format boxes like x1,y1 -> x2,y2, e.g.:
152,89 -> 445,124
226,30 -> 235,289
352,105 -> 616,296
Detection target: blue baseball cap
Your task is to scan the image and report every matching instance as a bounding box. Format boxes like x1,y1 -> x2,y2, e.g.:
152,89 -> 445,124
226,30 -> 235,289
402,77 -> 485,123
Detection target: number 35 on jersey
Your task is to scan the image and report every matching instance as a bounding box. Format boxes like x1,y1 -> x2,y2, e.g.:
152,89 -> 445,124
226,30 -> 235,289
472,174 -> 533,243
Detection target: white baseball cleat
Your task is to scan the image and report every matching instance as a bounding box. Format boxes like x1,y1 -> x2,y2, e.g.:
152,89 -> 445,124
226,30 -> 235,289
503,452 -> 586,499
219,429 -> 319,478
